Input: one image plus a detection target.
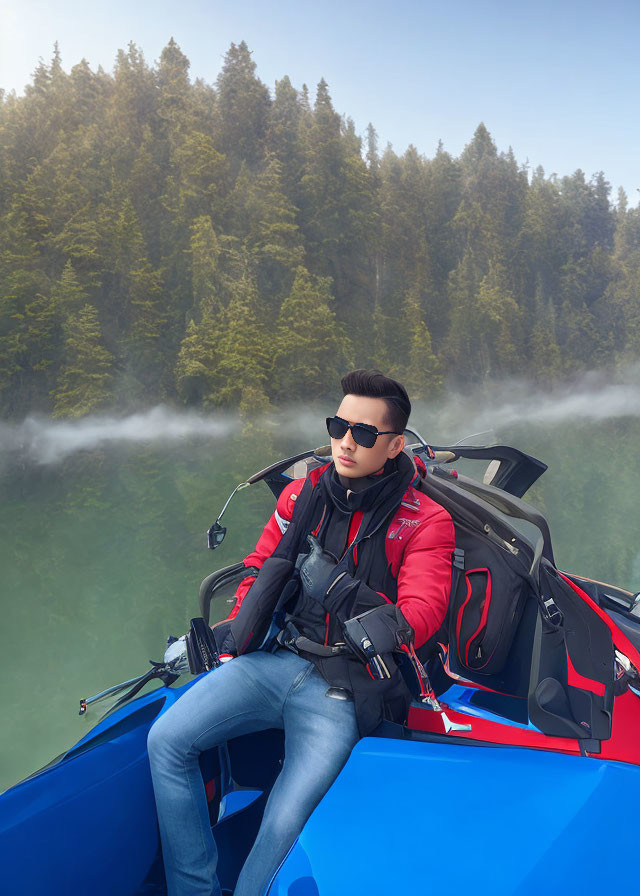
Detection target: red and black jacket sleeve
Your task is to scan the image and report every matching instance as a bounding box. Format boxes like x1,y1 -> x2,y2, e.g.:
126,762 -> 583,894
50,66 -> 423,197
227,478 -> 305,619
394,506 -> 455,648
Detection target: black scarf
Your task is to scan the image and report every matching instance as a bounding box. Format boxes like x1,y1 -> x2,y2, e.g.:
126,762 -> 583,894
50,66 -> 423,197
314,453 -> 415,578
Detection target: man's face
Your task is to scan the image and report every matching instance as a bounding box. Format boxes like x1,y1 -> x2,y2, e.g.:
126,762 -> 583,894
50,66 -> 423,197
330,394 -> 405,479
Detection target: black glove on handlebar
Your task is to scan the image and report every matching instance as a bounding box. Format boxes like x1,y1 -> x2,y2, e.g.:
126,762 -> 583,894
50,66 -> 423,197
185,617 -> 237,674
342,605 -> 414,678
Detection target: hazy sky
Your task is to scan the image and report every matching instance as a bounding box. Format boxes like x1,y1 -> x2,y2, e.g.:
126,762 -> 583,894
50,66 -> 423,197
2,0 -> 639,202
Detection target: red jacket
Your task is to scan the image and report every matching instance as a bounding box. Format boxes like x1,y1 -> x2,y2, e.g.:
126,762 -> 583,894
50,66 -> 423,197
229,462 -> 455,648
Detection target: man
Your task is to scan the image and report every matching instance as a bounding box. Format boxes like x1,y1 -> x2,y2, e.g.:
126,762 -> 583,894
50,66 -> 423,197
148,369 -> 455,896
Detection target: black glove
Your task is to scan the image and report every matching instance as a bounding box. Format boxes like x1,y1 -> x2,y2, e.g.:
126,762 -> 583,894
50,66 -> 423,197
210,618 -> 237,659
298,534 -> 364,621
298,535 -> 341,602
343,605 -> 414,679
185,617 -> 237,674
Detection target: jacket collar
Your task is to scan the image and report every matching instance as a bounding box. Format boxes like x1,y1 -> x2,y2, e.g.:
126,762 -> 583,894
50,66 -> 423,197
324,451 -> 414,514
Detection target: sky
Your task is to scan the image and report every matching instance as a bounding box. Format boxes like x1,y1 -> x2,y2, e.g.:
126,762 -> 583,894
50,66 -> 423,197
2,0 -> 639,202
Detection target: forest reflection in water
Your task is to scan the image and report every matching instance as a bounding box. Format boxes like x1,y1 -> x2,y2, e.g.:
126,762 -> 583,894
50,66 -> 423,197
1,397 -> 639,792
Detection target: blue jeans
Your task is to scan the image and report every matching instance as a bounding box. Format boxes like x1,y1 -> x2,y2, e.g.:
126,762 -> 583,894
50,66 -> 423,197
147,648 -> 359,896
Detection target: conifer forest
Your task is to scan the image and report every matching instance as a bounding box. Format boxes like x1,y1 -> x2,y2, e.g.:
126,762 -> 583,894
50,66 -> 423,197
1,39 -> 639,420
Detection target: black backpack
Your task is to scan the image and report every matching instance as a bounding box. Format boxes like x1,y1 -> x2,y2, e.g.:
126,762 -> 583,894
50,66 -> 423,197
416,460 -> 617,749
418,464 -> 546,680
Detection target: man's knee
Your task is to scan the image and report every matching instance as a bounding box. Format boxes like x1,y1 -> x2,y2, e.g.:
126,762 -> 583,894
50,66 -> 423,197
147,712 -> 173,767
147,704 -> 197,769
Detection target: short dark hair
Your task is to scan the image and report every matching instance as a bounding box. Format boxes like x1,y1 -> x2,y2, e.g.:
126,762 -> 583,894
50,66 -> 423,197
340,369 -> 411,433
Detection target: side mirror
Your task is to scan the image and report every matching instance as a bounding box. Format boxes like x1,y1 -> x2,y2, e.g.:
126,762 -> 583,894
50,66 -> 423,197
207,521 -> 227,550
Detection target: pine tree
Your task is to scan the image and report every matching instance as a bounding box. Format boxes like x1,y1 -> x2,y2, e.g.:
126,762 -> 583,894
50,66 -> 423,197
368,306 -> 392,372
175,310 -> 222,406
169,130 -> 230,224
174,216 -> 226,405
0,212 -> 51,413
398,291 -> 442,398
298,78 -> 344,268
458,123 -> 527,273
52,304 -> 114,417
128,124 -> 167,253
446,254 -> 521,381
244,154 -> 304,303
474,262 -> 522,376
365,124 -> 380,178
214,42 -> 271,171
266,76 -> 306,202
408,320 -> 443,399
69,58 -> 105,128
214,270 -> 270,411
52,259 -> 88,316
22,260 -> 89,401
157,38 -> 191,133
110,42 -> 158,143
378,145 -> 435,338
189,216 -> 221,309
271,266 -> 352,400
125,261 -> 169,395
529,281 -> 563,384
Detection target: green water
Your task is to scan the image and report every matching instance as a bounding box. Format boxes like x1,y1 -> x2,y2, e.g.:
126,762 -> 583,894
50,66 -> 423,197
2,405 -> 640,792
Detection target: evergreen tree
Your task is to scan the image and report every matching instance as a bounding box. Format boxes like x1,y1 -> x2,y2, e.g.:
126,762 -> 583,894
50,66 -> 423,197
242,154 -> 304,304
396,291 -> 442,398
271,265 -> 352,400
365,124 -> 380,178
266,76 -> 306,203
168,130 -> 230,225
157,38 -> 191,133
214,41 -> 271,171
446,255 -> 521,381
529,287 -> 564,385
69,58 -> 106,128
0,212 -> 51,413
189,215 -> 221,309
298,78 -> 344,269
174,216 -> 225,405
214,269 -> 270,412
607,264 -> 640,362
52,304 -> 114,417
125,261 -> 169,395
52,259 -> 88,316
16,260 -> 89,401
175,310 -> 222,406
474,262 -> 522,376
298,79 -> 378,352
368,306 -> 393,372
378,145 -> 435,344
110,42 -> 157,143
127,124 -> 166,259
458,124 -> 527,271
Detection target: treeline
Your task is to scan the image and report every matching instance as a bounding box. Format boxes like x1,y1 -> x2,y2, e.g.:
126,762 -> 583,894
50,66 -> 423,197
1,39 -> 639,419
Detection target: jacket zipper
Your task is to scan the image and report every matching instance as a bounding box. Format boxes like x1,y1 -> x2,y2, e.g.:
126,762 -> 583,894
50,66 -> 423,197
325,513 -> 361,641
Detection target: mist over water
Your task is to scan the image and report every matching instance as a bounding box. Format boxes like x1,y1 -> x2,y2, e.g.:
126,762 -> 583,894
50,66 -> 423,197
1,367 -> 640,792
0,405 -> 237,466
4,364 -> 640,466
427,369 -> 640,436
276,364 -> 640,446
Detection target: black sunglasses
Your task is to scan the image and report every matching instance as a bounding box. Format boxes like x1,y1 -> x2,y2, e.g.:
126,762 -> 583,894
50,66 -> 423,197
326,415 -> 401,448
